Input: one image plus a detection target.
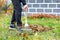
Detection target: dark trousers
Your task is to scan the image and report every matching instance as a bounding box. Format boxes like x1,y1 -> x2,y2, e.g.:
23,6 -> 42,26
11,0 -> 22,26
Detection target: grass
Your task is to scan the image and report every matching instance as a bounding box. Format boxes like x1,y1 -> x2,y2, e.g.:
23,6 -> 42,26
0,14 -> 60,40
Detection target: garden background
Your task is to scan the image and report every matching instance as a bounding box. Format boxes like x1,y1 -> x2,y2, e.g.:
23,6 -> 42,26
0,0 -> 60,40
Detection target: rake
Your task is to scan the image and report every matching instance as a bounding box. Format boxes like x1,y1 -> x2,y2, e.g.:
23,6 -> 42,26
20,10 -> 33,34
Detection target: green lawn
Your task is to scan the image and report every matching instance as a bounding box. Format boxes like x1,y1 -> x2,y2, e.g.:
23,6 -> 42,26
0,14 -> 60,40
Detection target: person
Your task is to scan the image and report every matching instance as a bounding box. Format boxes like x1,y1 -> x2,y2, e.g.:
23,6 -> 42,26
9,0 -> 28,30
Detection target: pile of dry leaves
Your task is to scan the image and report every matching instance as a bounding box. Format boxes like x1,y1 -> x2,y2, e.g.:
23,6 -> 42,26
29,24 -> 54,33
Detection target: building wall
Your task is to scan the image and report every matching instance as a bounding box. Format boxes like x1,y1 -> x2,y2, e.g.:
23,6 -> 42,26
25,0 -> 60,15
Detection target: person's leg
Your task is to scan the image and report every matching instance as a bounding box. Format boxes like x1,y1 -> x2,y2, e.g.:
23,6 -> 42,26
10,10 -> 16,28
15,11 -> 22,27
10,0 -> 18,28
11,10 -> 16,24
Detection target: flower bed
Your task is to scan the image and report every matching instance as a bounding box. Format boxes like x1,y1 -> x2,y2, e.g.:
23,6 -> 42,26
28,14 -> 60,19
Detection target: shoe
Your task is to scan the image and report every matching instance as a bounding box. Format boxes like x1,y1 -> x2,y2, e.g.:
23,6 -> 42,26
9,24 -> 16,30
17,26 -> 22,31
